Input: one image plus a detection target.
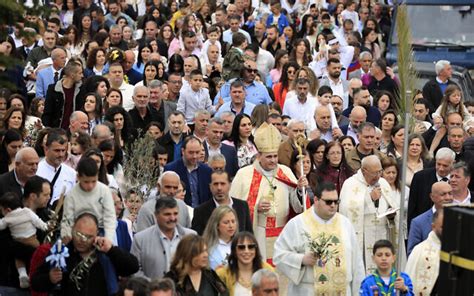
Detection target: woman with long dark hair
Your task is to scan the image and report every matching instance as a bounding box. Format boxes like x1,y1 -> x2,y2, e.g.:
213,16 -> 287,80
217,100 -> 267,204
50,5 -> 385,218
133,43 -> 153,74
0,129 -> 23,174
289,38 -> 311,67
318,141 -> 354,194
298,14 -> 314,39
77,14 -> 95,44
136,61 -> 160,87
379,109 -> 398,153
267,49 -> 289,87
385,125 -> 405,160
289,149 -> 319,202
222,114 -> 257,168
168,54 -> 185,76
84,47 -> 107,77
104,106 -> 134,148
306,138 -> 327,170
157,23 -> 175,58
82,92 -> 103,133
272,62 -> 299,109
216,232 -> 273,296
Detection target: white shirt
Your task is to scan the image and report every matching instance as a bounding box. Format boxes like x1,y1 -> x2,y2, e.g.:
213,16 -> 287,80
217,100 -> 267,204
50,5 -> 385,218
256,48 -> 275,77
328,77 -> 345,99
119,81 -> 135,111
282,96 -> 317,131
347,124 -> 359,144
453,191 -> 471,205
36,159 -> 76,205
222,29 -> 252,44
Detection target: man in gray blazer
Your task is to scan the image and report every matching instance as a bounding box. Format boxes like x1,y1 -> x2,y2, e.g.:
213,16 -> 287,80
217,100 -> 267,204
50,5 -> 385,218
136,171 -> 191,231
149,79 -> 177,132
131,197 -> 196,279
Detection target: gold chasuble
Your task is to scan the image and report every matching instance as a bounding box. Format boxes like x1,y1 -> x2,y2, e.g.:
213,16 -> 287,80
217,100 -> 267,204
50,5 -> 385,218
302,208 -> 347,296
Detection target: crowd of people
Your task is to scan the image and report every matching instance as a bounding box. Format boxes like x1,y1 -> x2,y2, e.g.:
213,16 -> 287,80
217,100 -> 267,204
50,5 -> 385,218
0,0 -> 472,295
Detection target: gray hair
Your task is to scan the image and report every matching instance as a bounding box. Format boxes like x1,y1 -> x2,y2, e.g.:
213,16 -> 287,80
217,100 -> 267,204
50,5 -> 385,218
109,24 -> 122,32
435,147 -> 455,161
359,51 -> 372,60
435,60 -> 450,75
158,171 -> 180,187
209,117 -> 224,126
251,269 -> 279,290
361,154 -> 381,169
194,109 -> 210,120
286,119 -> 305,129
92,124 -> 113,139
70,110 -> 87,121
133,85 -> 150,97
148,79 -> 163,89
357,121 -> 375,134
452,161 -> 470,178
15,147 -> 37,163
220,111 -> 236,119
208,153 -> 226,165
51,47 -> 66,60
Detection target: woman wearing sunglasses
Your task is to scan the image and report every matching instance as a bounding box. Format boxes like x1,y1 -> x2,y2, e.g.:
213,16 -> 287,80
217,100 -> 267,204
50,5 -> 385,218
216,232 -> 274,296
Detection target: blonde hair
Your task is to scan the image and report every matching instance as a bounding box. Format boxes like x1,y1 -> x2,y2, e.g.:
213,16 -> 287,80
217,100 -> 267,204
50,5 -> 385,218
439,84 -> 466,120
202,206 -> 238,251
290,66 -> 319,96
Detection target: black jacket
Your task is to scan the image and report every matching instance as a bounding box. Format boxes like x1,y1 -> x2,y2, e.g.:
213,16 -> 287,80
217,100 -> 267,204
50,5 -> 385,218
422,78 -> 456,111
192,198 -> 253,235
31,245 -> 139,296
165,268 -> 229,296
407,168 -> 438,232
157,132 -> 182,163
42,80 -> 83,128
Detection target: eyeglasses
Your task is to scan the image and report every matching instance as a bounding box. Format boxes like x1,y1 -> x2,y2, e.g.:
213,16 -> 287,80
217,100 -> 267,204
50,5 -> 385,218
245,68 -> 258,73
237,244 -> 257,250
72,230 -> 95,242
320,199 -> 340,206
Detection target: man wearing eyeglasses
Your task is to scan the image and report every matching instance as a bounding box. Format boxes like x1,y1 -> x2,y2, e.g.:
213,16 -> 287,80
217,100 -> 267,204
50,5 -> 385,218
339,155 -> 398,273
31,213 -> 139,294
274,182 -> 365,295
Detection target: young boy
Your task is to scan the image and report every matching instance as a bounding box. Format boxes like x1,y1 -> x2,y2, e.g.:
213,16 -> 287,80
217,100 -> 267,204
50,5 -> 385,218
359,240 -> 414,295
177,70 -> 221,124
222,32 -> 248,81
0,192 -> 49,288
61,157 -> 116,243
266,1 -> 289,34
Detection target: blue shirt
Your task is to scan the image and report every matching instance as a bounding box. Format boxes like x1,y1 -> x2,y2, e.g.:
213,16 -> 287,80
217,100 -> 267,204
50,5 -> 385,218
360,272 -> 414,296
215,101 -> 256,117
173,139 -> 183,161
266,13 -> 289,34
214,79 -> 272,106
188,167 -> 199,207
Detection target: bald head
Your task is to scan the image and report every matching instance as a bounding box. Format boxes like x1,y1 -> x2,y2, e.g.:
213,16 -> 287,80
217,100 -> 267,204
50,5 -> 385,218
158,171 -> 180,198
349,106 -> 367,129
15,147 -> 39,181
361,155 -> 381,169
315,105 -> 332,131
70,111 -> 89,133
430,181 -> 453,210
349,78 -> 363,97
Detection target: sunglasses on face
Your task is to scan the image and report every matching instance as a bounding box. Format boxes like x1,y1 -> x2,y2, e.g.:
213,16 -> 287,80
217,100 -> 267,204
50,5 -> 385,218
245,68 -> 258,73
237,244 -> 257,250
320,199 -> 340,206
72,230 -> 95,242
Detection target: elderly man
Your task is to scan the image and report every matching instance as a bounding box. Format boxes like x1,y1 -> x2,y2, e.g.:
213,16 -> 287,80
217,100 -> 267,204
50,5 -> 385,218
204,117 -> 238,177
91,124 -> 114,147
35,47 -> 67,98
131,197 -> 195,279
345,122 -> 386,171
164,137 -> 212,207
208,154 -> 226,171
340,105 -> 367,144
32,213 -> 139,294
408,147 -> 455,230
192,170 -> 252,235
339,155 -> 398,273
407,181 -> 452,256
136,171 -> 191,232
148,80 -> 176,131
36,131 -> 76,205
0,147 -> 39,198
230,123 -> 308,261
313,105 -> 343,142
405,209 -> 444,295
274,182 -> 365,294
128,85 -> 162,137
422,60 -> 456,110
277,119 -> 307,167
251,269 -> 280,296
69,111 -> 89,135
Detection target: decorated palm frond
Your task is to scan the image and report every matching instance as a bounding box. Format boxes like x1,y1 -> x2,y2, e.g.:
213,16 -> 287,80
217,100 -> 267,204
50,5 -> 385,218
395,3 -> 418,129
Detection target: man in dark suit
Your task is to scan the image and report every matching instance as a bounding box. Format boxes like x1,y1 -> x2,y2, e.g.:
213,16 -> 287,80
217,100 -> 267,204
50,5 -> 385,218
204,117 -> 239,177
422,60 -> 456,111
342,86 -> 381,127
164,136 -> 212,207
158,111 -> 187,163
407,181 -> 452,255
339,105 -> 366,144
192,170 -> 252,235
407,147 -> 455,231
0,147 -> 39,290
15,27 -> 38,61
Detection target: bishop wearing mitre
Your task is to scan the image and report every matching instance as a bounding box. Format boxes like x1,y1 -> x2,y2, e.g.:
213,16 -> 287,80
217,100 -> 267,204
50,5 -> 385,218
230,122 -> 310,263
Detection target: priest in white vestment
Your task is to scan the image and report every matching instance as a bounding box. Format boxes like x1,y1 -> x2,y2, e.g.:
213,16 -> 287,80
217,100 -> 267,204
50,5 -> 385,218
405,209 -> 443,296
273,182 -> 365,295
230,122 -> 309,262
339,155 -> 400,273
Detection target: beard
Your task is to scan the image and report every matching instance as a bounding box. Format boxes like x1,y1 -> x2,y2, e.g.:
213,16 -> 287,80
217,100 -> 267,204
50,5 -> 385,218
329,71 -> 341,79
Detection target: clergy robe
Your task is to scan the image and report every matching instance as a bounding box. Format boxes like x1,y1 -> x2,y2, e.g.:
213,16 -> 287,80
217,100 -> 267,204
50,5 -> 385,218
230,161 -> 305,261
405,231 -> 440,296
273,209 -> 365,295
339,169 -> 399,273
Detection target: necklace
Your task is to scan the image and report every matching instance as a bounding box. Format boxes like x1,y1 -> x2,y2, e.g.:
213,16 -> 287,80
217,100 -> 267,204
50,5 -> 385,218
238,276 -> 252,289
